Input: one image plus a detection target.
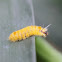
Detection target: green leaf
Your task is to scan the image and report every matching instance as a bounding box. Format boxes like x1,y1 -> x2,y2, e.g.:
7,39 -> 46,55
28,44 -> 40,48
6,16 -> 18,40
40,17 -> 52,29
35,36 -> 62,62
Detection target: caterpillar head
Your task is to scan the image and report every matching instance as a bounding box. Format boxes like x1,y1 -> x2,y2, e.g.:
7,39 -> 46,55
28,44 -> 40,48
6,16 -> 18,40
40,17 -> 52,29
41,24 -> 51,37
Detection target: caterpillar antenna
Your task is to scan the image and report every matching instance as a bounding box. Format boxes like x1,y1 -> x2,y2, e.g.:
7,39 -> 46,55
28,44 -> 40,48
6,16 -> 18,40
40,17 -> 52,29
45,24 -> 51,29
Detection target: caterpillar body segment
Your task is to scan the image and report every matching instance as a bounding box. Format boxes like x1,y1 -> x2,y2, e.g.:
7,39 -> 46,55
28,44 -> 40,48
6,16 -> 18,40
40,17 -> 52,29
9,25 -> 49,42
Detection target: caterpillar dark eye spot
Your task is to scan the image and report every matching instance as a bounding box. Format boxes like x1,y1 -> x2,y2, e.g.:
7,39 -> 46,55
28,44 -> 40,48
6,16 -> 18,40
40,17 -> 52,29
43,32 -> 48,35
41,29 -> 48,35
9,24 -> 51,42
18,40 -> 19,41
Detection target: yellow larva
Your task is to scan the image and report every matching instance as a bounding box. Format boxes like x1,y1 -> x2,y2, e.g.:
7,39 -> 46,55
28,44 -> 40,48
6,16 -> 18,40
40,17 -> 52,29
9,24 -> 51,42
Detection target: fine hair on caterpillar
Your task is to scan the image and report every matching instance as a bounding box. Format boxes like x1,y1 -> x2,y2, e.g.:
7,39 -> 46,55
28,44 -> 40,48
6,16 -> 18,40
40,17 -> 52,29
9,24 -> 51,42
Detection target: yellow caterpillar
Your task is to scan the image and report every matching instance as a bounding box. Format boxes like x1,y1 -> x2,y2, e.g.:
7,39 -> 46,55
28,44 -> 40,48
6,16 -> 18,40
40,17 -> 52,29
9,24 -> 51,42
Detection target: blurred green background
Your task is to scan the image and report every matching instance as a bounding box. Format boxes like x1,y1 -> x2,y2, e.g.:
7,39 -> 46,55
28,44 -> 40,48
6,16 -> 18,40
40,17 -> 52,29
32,0 -> 62,62
33,0 -> 62,50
